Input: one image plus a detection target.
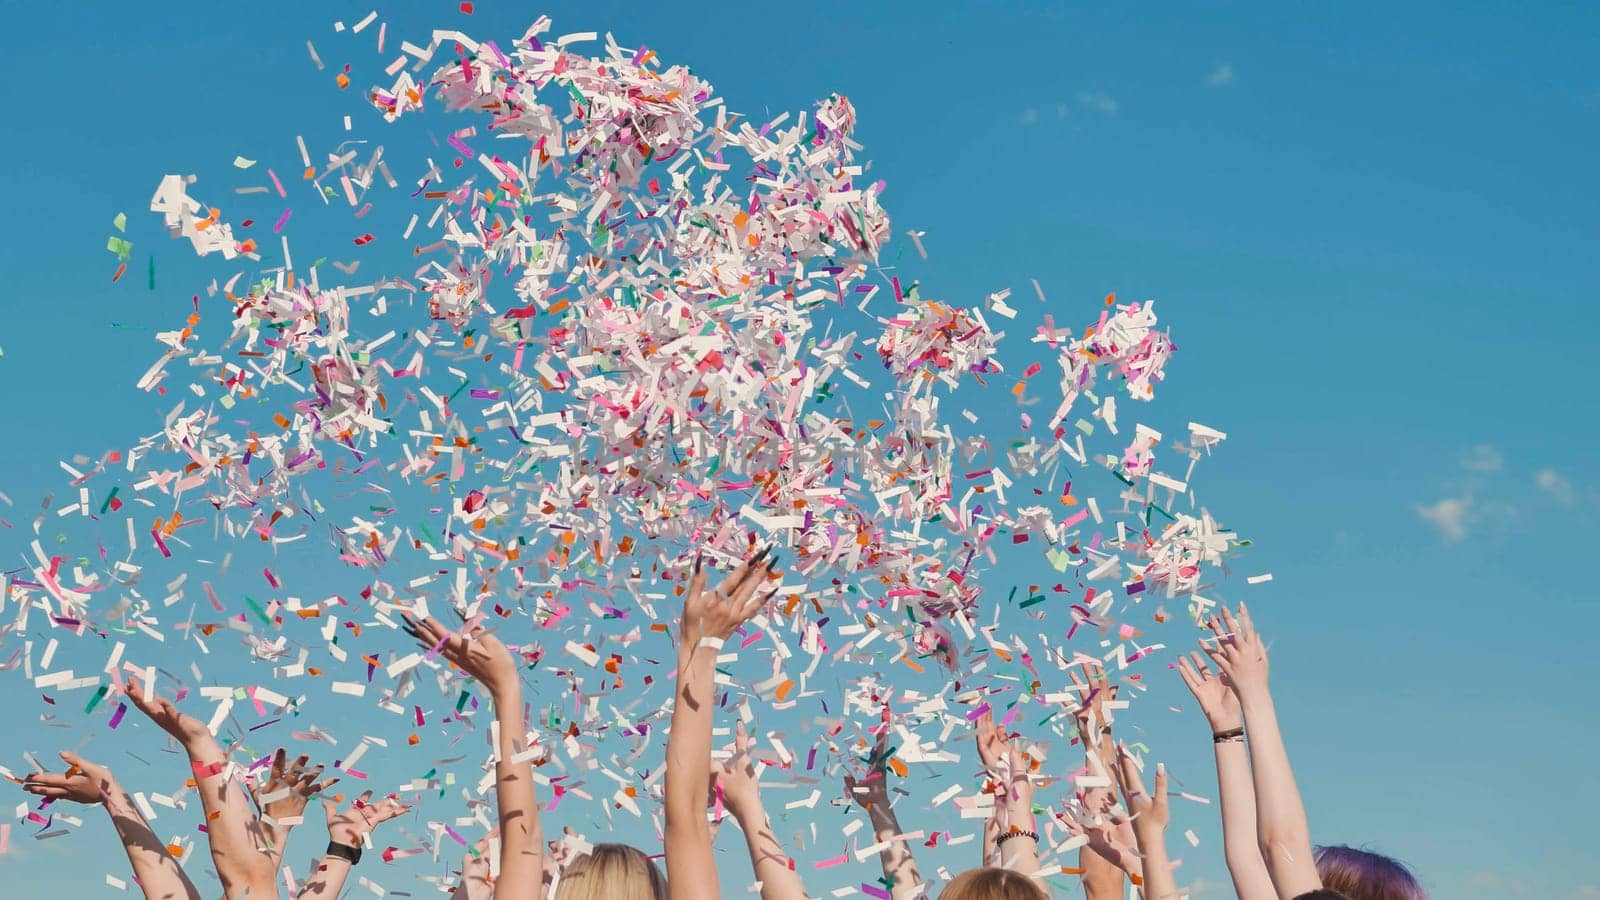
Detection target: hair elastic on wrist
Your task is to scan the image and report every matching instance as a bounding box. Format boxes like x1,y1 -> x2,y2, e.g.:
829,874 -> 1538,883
1212,726 -> 1245,743
326,841 -> 362,865
996,829 -> 1039,846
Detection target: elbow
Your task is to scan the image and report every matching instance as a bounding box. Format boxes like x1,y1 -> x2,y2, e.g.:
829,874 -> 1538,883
1255,828 -> 1311,867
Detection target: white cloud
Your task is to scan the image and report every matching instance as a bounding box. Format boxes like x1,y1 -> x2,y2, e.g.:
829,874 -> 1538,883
1020,108 -> 1039,125
1459,444 -> 1503,472
1183,877 -> 1230,897
1208,63 -> 1234,86
1537,469 -> 1575,504
1415,495 -> 1472,541
1077,90 -> 1119,115
1467,871 -> 1532,896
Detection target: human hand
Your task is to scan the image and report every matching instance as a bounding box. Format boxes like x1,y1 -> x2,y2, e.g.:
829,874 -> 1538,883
1199,603 -> 1269,702
844,721 -> 895,819
975,710 -> 1034,810
402,613 -> 520,698
1058,798 -> 1143,877
457,829 -> 499,900
324,791 -> 409,846
1114,745 -> 1169,840
125,673 -> 214,748
1176,651 -> 1242,732
680,547 -> 777,647
23,751 -> 116,806
1068,661 -> 1117,752
709,720 -> 765,821
251,749 -> 338,844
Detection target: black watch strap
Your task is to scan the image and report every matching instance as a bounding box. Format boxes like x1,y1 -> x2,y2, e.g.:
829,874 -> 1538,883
326,841 -> 362,865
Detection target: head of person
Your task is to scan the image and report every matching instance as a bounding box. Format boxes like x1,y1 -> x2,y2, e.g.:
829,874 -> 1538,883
1314,845 -> 1427,900
1293,892 -> 1353,900
939,867 -> 1048,900
553,843 -> 667,900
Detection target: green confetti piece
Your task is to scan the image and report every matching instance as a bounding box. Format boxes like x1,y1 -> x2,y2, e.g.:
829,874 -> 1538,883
244,595 -> 272,626
418,524 -> 441,550
455,690 -> 472,713
84,684 -> 109,714
112,212 -> 127,232
99,486 -> 119,515
148,255 -> 155,290
107,236 -> 134,259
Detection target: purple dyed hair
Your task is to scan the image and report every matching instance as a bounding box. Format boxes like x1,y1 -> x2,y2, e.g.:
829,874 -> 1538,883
1314,845 -> 1427,900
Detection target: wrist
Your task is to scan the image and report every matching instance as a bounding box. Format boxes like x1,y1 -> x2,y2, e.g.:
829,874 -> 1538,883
1131,822 -> 1168,845
1205,716 -> 1243,732
725,795 -> 763,821
1234,684 -> 1273,710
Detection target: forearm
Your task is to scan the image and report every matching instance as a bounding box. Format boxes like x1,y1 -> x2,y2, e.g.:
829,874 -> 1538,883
1130,828 -> 1176,900
296,855 -> 353,899
489,683 -> 543,894
996,794 -> 1039,874
665,647 -> 720,897
867,810 -> 924,900
1237,692 -> 1319,897
981,806 -> 1000,867
179,734 -> 274,892
1213,741 -> 1275,900
101,786 -> 201,900
733,802 -> 808,900
1080,843 -> 1124,899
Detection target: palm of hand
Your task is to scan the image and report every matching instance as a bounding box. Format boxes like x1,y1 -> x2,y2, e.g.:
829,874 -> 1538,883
1177,652 -> 1241,729
326,792 -> 407,844
710,721 -> 762,814
974,711 -> 1007,771
252,751 -> 335,834
682,549 -> 775,643
23,753 -> 110,806
1201,604 -> 1269,690
1069,662 -> 1117,738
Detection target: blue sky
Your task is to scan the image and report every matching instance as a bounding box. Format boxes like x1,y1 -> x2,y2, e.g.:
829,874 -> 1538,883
1,1 -> 1597,898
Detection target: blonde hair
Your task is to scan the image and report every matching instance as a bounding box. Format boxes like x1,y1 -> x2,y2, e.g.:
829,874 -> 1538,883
939,867 -> 1049,900
553,843 -> 667,900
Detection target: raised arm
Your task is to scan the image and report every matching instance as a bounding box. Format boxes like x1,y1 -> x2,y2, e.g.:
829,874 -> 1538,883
1176,651 -> 1276,900
713,719 -> 809,900
296,790 -> 409,899
125,673 -> 276,899
1069,662 -> 1127,900
403,613 -> 543,898
1202,604 -> 1321,899
976,710 -> 1039,877
665,547 -> 776,900
1114,746 -> 1176,900
24,751 -> 201,900
845,729 -> 925,900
